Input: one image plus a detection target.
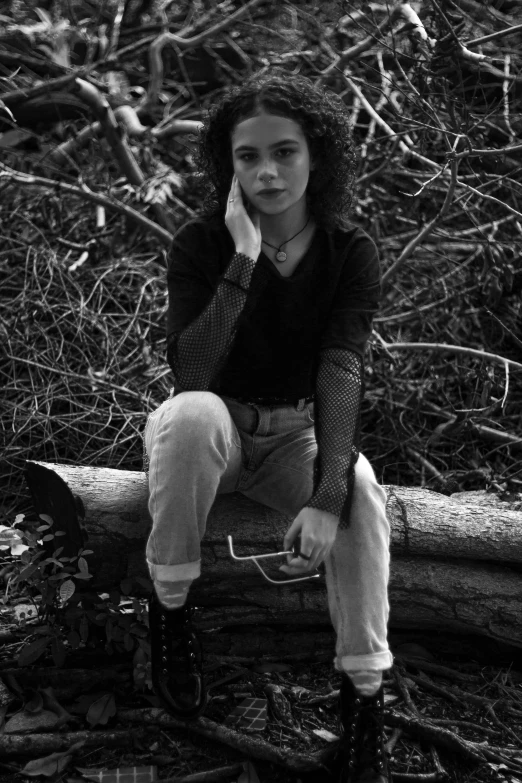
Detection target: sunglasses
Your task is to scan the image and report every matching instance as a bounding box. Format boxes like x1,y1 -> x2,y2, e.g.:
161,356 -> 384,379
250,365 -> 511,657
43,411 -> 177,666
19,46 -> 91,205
227,534 -> 323,584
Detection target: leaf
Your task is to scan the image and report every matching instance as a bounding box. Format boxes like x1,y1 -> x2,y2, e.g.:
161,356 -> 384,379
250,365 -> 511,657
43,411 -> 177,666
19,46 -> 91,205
0,525 -> 28,555
313,728 -> 340,742
4,708 -> 58,734
39,514 -> 53,525
86,693 -> 116,727
238,760 -> 261,783
17,636 -> 51,667
78,556 -> 89,573
22,740 -> 85,778
59,580 -> 75,602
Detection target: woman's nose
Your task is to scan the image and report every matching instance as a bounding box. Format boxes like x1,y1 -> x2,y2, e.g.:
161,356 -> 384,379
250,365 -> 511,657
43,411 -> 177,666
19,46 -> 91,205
258,161 -> 278,180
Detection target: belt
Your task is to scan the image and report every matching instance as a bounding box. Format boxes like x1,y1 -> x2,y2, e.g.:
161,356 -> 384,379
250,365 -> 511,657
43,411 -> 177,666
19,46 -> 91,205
228,394 -> 314,408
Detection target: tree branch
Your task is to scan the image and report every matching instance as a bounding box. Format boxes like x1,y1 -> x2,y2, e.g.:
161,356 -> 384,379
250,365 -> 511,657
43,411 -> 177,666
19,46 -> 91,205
0,164 -> 174,247
382,158 -> 459,285
378,341 -> 522,371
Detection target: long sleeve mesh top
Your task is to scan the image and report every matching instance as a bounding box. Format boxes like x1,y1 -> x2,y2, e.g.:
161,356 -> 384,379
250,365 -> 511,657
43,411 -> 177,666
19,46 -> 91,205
165,215 -> 381,528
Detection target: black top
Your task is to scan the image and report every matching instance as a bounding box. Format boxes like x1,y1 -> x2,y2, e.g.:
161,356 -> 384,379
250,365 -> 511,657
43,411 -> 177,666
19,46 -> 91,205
165,215 -> 381,528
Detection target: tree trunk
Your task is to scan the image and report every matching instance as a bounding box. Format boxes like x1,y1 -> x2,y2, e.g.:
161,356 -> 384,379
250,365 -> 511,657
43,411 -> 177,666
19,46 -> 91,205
23,461 -> 522,648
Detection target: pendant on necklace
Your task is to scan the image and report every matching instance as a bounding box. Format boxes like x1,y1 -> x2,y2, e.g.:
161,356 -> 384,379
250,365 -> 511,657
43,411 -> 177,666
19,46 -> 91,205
275,251 -> 287,262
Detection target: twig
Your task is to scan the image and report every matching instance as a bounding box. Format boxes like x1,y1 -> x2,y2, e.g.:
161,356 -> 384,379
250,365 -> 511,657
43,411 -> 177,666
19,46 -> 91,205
339,75 -> 440,172
107,0 -> 126,59
117,708 -> 329,773
395,654 -> 480,684
392,772 -> 445,782
1,72 -> 85,106
318,6 -> 400,75
6,355 -> 157,404
143,0 -> 266,110
426,718 -> 501,738
452,142 -> 522,160
264,683 -> 309,740
384,710 -> 490,765
161,765 -> 245,783
71,79 -> 175,234
0,164 -> 173,247
380,342 -> 522,372
465,22 -> 522,47
393,667 -> 421,716
0,728 -> 152,758
382,157 -> 459,284
457,181 -> 522,220
405,448 -> 446,485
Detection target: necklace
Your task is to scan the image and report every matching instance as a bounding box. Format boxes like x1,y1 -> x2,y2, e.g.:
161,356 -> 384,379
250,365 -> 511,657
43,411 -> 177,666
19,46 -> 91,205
261,214 -> 311,263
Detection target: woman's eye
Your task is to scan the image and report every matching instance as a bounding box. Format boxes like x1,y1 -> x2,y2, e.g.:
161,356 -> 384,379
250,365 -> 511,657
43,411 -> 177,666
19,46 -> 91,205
239,150 -> 294,161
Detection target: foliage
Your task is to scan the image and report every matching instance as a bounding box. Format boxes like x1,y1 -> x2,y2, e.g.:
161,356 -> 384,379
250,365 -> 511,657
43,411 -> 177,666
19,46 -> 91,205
0,512 -> 151,676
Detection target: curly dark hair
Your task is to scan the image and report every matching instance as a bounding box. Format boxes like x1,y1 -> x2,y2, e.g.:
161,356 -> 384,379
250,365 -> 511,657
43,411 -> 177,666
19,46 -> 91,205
192,70 -> 358,232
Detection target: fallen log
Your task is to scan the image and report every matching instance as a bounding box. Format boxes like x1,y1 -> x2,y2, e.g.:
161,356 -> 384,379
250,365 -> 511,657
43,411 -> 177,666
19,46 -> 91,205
23,461 -> 522,648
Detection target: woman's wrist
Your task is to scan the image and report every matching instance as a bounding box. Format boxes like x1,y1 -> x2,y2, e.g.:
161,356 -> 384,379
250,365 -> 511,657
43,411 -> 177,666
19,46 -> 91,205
235,245 -> 260,262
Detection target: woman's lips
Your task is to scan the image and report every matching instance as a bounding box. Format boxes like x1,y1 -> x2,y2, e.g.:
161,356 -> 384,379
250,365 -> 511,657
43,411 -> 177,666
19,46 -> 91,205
257,190 -> 285,198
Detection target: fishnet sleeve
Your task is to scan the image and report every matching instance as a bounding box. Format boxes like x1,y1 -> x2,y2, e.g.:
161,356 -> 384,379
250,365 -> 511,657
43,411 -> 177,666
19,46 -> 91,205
167,251 -> 256,391
305,348 -> 362,529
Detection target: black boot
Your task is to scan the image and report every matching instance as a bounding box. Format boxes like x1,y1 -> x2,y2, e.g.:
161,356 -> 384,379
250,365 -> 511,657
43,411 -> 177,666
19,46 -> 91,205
336,674 -> 391,783
148,590 -> 207,719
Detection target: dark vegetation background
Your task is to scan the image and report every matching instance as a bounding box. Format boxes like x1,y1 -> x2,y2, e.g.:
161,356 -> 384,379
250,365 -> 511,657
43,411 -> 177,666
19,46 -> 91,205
1,0 -> 522,521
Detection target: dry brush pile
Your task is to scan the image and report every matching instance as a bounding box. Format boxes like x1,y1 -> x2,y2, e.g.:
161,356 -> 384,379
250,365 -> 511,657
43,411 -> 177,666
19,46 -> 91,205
1,0 -> 522,521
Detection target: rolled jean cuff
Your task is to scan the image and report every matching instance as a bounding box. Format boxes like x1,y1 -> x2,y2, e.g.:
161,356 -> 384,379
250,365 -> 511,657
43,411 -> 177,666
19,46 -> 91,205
335,650 -> 394,673
147,558 -> 201,582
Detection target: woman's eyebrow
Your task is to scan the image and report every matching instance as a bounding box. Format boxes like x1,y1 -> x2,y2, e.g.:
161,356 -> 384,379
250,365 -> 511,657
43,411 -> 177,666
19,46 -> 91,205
234,139 -> 300,152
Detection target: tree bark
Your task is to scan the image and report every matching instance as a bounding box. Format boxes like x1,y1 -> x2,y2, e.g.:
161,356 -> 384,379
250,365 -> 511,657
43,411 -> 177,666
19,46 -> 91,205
23,461 -> 522,648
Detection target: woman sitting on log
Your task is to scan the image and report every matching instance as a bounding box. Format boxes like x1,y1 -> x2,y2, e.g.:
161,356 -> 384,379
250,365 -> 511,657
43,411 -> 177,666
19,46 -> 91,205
143,70 -> 393,783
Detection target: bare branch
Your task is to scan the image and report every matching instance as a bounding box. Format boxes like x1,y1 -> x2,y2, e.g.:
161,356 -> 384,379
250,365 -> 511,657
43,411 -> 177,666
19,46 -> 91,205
0,164 -> 174,246
382,158 -> 459,284
465,22 -> 522,47
378,341 -> 522,372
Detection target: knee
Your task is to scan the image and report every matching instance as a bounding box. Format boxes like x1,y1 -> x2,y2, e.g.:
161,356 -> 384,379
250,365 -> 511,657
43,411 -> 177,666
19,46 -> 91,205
156,391 -> 229,442
352,454 -> 388,522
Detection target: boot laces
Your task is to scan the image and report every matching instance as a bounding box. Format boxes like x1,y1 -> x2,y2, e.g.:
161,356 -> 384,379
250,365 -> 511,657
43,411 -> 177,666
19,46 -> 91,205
364,691 -> 386,772
158,604 -> 199,676
343,690 -> 386,774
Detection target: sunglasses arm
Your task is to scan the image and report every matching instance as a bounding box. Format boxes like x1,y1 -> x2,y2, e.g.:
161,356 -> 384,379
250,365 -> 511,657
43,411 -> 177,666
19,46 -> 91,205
227,535 -> 321,585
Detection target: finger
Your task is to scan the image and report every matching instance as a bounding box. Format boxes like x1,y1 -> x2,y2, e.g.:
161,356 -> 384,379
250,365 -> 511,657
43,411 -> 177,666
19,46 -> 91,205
281,551 -> 316,573
279,561 -> 308,575
283,524 -> 298,552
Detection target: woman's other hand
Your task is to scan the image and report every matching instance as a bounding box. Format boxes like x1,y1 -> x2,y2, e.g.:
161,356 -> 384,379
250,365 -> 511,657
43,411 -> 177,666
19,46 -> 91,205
225,175 -> 261,260
279,507 -> 339,575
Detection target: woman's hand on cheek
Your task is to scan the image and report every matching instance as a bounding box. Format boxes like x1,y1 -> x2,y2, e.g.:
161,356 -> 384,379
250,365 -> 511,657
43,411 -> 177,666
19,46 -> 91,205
225,175 -> 261,259
279,507 -> 339,576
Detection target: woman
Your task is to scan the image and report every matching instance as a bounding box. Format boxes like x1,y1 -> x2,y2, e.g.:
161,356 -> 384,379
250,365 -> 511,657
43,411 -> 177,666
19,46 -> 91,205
144,72 -> 393,783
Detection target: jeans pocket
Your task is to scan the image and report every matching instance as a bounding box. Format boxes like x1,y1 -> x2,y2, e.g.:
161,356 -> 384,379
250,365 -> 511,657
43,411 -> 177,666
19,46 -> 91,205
305,404 -> 315,425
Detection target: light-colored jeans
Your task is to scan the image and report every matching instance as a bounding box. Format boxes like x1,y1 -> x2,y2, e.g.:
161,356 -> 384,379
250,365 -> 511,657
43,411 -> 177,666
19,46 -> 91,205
144,391 -> 393,673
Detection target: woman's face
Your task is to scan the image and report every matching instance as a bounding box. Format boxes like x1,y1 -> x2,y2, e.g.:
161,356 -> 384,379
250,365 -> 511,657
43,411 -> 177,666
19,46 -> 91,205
230,111 -> 313,215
